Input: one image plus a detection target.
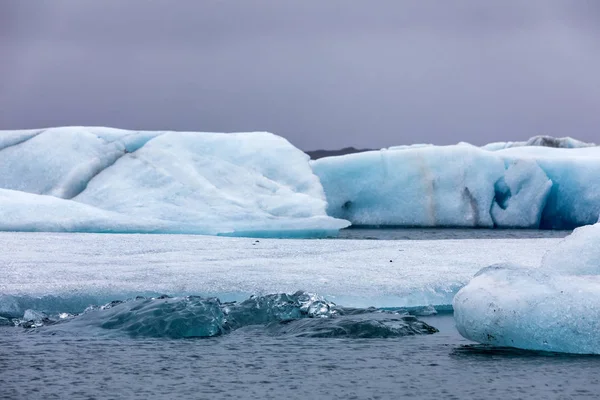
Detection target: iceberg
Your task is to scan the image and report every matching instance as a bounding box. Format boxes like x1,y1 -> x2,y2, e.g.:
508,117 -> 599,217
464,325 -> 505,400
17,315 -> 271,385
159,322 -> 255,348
0,127 -> 349,237
312,143 -> 600,229
454,222 -> 600,354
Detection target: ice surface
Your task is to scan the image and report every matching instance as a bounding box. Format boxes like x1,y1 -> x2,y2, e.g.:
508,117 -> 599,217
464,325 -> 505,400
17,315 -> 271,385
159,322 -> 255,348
0,189 -> 164,233
483,135 -> 596,151
0,127 -> 348,237
498,147 -> 600,229
313,144 -> 600,229
542,222 -> 600,275
313,145 -> 503,227
0,232 -> 558,317
490,159 -> 552,228
454,222 -> 600,354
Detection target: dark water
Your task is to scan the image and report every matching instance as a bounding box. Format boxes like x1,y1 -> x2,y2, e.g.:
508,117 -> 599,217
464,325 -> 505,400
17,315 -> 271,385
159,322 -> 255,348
2,315 -> 598,400
337,227 -> 571,240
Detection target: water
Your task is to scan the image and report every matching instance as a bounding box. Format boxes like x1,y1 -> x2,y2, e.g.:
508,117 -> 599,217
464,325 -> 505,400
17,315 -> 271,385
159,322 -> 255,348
337,227 -> 571,240
2,229 -> 596,400
2,315 -> 599,400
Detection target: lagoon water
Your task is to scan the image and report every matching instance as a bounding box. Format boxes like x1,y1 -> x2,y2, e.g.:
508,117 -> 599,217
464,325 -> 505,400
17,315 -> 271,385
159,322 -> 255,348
3,315 -> 599,400
2,229 -> 598,400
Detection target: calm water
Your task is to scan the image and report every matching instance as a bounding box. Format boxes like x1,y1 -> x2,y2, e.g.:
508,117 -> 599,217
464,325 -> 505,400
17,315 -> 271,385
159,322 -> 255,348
2,315 -> 598,400
337,227 -> 571,240
1,229 -> 591,400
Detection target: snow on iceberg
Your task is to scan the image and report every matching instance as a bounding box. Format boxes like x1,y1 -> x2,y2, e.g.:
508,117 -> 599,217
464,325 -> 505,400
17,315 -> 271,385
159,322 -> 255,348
483,135 -> 596,151
454,221 -> 600,354
0,127 -> 349,237
312,143 -> 600,229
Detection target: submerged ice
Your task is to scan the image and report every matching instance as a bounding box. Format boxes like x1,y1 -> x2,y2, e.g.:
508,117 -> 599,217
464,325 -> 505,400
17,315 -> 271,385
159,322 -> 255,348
313,143 -> 600,229
0,127 -> 348,237
454,222 -> 600,354
7,291 -> 438,339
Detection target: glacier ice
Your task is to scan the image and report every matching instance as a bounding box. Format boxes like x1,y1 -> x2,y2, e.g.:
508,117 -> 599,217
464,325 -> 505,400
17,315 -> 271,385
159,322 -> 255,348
0,127 -> 348,237
312,143 -> 600,229
482,135 -> 596,151
454,222 -> 600,354
489,159 -> 552,228
313,145 -> 503,227
541,222 -> 600,276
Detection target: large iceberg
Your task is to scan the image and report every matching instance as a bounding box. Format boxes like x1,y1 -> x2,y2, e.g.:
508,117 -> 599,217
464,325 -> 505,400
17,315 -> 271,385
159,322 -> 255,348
312,143 -> 600,229
454,221 -> 600,354
0,127 -> 349,237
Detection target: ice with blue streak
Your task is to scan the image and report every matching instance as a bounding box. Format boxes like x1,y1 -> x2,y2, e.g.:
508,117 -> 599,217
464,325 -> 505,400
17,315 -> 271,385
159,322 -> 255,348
313,143 -> 600,229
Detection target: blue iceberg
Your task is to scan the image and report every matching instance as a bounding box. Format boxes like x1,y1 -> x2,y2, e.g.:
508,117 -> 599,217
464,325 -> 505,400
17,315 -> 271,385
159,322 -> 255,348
0,127 -> 349,237
312,143 -> 600,229
454,221 -> 600,354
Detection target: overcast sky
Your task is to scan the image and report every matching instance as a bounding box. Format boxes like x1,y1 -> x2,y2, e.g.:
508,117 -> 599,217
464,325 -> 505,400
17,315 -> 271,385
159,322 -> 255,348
1,1 -> 599,150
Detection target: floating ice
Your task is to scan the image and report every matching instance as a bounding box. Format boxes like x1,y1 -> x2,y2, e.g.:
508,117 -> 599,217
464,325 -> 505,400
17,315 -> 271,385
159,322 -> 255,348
0,127 -> 348,237
313,143 -> 600,229
454,222 -> 600,354
0,232 -> 557,316
15,292 -> 437,339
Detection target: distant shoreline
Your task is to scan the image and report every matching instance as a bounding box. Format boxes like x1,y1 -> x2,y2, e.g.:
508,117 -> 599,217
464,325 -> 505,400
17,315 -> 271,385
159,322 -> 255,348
305,147 -> 373,159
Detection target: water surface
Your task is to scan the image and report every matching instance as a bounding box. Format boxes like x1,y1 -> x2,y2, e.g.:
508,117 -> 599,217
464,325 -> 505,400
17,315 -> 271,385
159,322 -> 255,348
2,315 -> 598,400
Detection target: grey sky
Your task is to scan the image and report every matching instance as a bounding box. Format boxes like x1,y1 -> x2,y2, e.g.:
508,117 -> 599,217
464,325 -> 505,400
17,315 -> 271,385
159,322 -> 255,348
1,1 -> 599,150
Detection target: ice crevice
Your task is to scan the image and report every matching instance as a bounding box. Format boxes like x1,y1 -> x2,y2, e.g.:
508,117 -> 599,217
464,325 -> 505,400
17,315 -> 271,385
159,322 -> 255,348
0,128 -> 45,152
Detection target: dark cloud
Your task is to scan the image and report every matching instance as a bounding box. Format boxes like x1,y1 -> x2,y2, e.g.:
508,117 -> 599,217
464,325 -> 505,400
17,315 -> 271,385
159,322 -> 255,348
1,0 -> 599,149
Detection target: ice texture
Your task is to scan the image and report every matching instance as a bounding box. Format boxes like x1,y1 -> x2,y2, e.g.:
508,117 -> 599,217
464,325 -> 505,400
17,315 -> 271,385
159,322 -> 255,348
25,292 -> 437,339
0,232 -> 558,316
483,135 -> 596,151
0,127 -> 348,237
313,143 -> 600,229
454,222 -> 600,354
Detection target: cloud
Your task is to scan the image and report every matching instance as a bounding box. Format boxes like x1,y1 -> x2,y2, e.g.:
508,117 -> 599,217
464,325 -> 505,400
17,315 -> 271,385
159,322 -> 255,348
1,0 -> 599,149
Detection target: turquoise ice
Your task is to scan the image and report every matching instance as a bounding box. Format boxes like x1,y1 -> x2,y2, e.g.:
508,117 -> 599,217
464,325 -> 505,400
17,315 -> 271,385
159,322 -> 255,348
313,143 -> 600,229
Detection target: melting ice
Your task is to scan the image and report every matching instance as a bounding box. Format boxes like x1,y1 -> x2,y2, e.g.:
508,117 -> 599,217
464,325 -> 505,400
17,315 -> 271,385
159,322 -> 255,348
5,292 -> 438,339
454,221 -> 600,354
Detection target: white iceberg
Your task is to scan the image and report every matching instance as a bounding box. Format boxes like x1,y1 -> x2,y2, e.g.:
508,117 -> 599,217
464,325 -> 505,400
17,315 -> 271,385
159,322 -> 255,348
0,127 -> 349,237
454,221 -> 600,354
312,143 -> 600,229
